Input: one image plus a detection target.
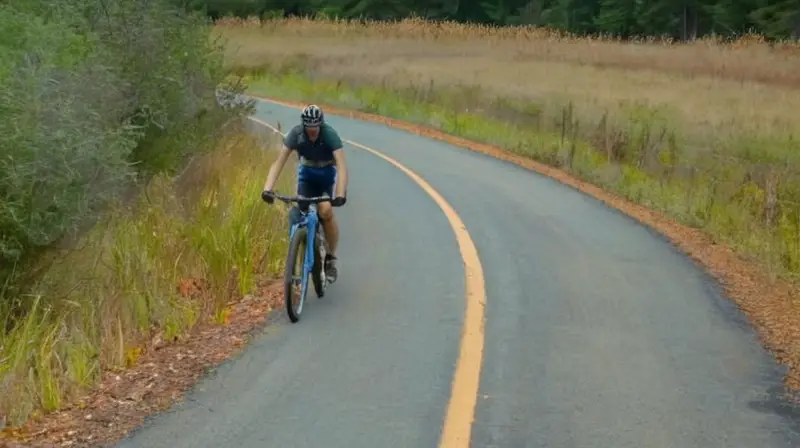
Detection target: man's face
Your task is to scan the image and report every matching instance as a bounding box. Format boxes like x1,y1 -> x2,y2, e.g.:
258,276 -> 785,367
304,125 -> 320,141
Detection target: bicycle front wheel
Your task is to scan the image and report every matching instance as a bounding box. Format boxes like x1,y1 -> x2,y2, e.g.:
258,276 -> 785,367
284,226 -> 310,323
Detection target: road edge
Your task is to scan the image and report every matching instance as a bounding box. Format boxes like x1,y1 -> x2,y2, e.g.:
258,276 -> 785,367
253,95 -> 800,396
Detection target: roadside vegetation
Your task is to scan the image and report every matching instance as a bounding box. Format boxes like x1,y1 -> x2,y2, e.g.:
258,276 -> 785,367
0,0 -> 291,428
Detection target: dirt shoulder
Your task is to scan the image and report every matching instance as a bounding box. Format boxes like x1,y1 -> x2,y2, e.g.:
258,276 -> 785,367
0,280 -> 283,448
259,96 -> 800,393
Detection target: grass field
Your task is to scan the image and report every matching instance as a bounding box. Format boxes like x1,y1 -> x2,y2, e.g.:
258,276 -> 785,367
217,17 -> 800,282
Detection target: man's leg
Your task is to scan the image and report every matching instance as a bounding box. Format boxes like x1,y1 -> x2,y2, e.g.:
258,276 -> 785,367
318,202 -> 339,255
319,182 -> 339,282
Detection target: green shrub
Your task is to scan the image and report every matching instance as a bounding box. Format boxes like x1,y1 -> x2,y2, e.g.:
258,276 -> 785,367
0,0 -> 253,301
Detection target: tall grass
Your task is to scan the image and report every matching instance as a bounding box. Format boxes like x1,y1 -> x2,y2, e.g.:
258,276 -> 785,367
217,16 -> 800,89
0,127 -> 294,426
217,16 -> 800,149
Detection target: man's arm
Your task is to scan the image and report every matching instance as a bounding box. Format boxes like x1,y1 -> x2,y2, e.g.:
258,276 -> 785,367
326,126 -> 348,198
333,148 -> 348,198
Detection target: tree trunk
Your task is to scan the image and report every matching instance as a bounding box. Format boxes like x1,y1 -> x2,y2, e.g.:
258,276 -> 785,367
682,4 -> 699,42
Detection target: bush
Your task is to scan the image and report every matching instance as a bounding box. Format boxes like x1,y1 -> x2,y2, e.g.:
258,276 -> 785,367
0,0 -> 253,301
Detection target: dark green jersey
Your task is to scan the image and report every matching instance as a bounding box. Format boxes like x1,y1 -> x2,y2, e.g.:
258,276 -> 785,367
283,123 -> 343,163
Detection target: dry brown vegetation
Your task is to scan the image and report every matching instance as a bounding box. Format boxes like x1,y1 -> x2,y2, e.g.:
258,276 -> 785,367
219,17 -> 800,143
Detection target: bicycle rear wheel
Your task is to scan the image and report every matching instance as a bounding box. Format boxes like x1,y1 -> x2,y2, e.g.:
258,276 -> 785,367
284,226 -> 310,323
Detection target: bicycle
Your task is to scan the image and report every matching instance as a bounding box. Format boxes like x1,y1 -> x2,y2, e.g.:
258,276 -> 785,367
264,191 -> 334,323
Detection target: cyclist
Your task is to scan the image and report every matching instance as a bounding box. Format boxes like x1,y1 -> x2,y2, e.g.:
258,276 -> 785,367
261,104 -> 349,283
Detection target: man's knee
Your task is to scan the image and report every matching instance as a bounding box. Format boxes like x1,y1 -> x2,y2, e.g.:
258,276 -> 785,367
318,202 -> 335,222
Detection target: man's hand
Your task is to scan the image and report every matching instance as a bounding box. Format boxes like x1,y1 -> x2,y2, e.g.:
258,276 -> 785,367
331,196 -> 346,207
261,190 -> 275,204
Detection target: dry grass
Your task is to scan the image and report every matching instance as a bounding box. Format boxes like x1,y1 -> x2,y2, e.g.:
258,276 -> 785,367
218,17 -> 800,142
221,16 -> 800,85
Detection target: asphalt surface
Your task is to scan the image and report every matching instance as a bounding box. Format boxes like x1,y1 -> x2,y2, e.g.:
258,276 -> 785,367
116,100 -> 800,448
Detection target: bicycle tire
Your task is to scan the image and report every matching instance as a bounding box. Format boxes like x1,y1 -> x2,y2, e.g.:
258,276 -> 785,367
311,225 -> 326,298
284,226 -> 309,323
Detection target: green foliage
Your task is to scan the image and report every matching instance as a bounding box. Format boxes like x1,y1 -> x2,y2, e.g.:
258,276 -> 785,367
0,4 -> 136,282
185,0 -> 799,40
0,0 -> 253,296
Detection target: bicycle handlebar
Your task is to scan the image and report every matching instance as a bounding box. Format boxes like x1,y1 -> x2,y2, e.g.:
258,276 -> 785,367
265,191 -> 333,205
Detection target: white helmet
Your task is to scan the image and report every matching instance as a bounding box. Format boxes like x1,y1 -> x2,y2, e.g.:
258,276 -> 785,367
301,104 -> 324,126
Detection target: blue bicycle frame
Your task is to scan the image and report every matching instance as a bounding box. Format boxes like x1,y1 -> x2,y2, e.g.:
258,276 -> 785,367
288,203 -> 321,299
271,192 -> 332,303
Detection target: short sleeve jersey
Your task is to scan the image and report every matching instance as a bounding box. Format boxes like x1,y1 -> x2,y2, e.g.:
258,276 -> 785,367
283,123 -> 343,163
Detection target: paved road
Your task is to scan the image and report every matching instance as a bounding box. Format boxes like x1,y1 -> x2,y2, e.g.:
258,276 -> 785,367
116,100 -> 800,448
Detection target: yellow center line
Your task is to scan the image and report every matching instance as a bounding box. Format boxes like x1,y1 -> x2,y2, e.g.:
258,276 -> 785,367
248,113 -> 486,448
